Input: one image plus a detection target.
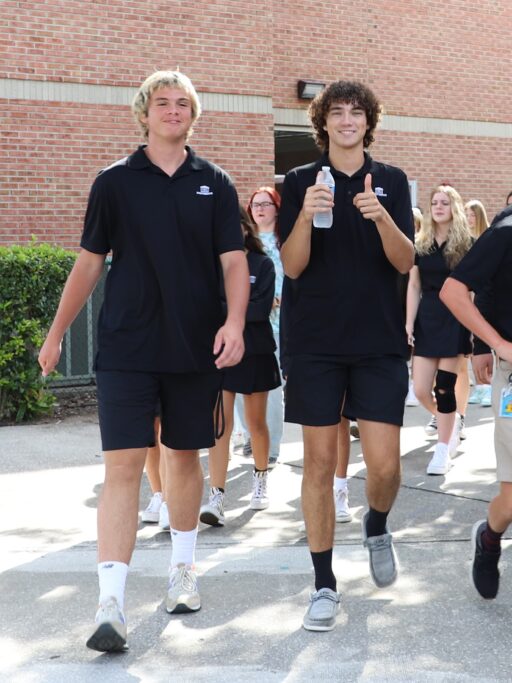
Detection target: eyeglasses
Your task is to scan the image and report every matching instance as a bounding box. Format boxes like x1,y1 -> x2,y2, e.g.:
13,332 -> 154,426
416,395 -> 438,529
250,201 -> 275,209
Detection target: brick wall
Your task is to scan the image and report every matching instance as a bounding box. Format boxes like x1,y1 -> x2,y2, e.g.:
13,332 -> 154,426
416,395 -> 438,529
273,0 -> 512,121
1,0 -> 273,93
373,131 -> 512,221
1,1 -> 512,247
0,102 -> 273,248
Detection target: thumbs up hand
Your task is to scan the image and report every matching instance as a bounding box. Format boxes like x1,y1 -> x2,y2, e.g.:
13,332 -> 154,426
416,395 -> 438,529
353,173 -> 387,222
364,173 -> 372,193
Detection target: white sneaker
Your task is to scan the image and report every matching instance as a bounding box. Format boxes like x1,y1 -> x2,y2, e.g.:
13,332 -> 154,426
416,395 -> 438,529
424,415 -> 437,435
250,470 -> 269,510
427,443 -> 452,475
449,416 -> 461,456
86,597 -> 127,652
200,487 -> 225,526
334,487 -> 352,523
405,383 -> 419,407
141,491 -> 162,523
458,414 -> 466,441
159,501 -> 170,530
166,564 -> 201,613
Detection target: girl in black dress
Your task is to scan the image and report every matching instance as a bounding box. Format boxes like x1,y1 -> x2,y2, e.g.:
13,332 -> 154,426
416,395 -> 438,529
465,199 -> 492,408
200,206 -> 281,526
406,185 -> 473,475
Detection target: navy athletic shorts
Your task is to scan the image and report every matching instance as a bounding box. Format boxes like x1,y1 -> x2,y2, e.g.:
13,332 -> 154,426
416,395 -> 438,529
284,354 -> 408,427
96,370 -> 222,451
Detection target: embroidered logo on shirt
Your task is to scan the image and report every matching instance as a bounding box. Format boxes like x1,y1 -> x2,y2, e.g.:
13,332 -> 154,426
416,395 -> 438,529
196,185 -> 213,195
374,187 -> 387,197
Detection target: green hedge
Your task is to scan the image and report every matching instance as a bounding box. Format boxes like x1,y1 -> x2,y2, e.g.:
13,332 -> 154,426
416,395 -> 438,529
0,243 -> 76,422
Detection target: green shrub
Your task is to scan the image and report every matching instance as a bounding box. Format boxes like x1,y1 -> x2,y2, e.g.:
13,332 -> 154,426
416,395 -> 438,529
0,243 -> 76,422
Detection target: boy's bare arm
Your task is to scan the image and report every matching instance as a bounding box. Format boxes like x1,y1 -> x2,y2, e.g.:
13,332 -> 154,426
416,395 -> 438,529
38,249 -> 106,376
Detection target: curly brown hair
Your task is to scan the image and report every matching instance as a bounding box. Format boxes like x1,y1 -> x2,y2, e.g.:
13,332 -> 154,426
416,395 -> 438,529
308,81 -> 382,151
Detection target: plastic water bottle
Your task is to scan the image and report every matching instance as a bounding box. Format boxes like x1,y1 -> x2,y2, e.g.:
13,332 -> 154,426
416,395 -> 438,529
313,166 -> 335,228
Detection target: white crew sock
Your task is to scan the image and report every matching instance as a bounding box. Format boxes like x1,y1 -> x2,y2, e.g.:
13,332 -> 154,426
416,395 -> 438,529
334,476 -> 348,492
170,527 -> 198,567
98,561 -> 129,609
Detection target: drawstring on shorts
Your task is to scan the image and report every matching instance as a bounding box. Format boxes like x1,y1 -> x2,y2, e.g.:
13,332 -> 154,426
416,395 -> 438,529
214,374 -> 225,440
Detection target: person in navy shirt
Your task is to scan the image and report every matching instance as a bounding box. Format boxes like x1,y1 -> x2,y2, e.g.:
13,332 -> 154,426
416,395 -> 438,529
441,205 -> 512,600
39,71 -> 249,651
200,206 -> 280,526
279,80 -> 414,631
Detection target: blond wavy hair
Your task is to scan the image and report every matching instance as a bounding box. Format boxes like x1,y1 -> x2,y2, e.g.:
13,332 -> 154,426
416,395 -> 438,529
415,185 -> 473,269
131,71 -> 201,141
412,207 -> 423,233
464,199 -> 489,238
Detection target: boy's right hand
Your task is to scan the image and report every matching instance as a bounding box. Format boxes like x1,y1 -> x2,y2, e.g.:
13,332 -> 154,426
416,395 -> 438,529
301,171 -> 334,222
495,340 -> 512,366
38,337 -> 62,377
472,353 -> 494,385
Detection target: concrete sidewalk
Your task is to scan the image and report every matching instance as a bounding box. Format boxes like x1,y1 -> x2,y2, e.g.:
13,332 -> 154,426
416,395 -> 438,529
0,403 -> 510,682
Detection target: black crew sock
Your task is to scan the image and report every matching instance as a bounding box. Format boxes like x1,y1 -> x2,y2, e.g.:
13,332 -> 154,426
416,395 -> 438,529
254,467 -> 268,473
311,548 -> 337,592
213,486 -> 225,494
481,521 -> 503,553
365,507 -> 390,537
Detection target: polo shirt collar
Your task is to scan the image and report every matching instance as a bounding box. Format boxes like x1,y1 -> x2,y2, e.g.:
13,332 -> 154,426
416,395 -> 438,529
317,150 -> 373,179
127,145 -> 205,175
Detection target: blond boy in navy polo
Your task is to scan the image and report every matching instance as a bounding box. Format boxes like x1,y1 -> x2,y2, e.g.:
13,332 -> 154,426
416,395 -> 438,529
39,71 -> 249,651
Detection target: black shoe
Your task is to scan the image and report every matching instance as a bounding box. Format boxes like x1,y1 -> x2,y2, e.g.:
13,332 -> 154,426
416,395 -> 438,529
242,438 -> 252,457
471,520 -> 500,599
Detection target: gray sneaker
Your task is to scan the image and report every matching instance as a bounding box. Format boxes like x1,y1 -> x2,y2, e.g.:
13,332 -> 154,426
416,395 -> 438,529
86,597 -> 127,652
302,587 -> 341,631
361,511 -> 398,588
166,564 -> 201,614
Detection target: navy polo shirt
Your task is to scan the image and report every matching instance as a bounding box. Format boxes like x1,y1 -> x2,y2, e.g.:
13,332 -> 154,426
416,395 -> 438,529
220,251 -> 276,357
81,145 -> 243,373
451,205 -> 512,346
280,151 -> 414,357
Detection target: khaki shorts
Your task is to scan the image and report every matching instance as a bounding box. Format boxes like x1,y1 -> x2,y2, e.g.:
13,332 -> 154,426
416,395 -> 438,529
492,358 -> 512,482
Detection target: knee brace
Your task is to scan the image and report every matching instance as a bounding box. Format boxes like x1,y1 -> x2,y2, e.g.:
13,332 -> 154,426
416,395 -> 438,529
434,369 -> 457,414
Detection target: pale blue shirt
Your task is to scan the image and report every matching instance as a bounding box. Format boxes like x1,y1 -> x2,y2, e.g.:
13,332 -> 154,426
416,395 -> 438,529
259,231 -> 283,335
